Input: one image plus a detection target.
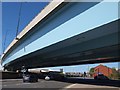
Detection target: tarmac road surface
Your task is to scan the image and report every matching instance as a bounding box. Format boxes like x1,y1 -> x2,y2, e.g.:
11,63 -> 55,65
1,77 -> 120,90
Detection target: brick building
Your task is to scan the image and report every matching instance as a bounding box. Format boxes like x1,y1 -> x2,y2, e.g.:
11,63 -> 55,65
94,64 -> 113,77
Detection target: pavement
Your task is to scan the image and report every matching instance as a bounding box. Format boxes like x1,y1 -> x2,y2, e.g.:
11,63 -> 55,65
1,78 -> 120,90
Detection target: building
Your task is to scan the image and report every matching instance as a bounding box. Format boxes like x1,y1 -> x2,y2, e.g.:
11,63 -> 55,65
93,64 -> 113,77
118,69 -> 120,73
65,72 -> 83,77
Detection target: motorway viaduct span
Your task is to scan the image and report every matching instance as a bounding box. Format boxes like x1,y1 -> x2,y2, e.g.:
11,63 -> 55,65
1,0 -> 120,71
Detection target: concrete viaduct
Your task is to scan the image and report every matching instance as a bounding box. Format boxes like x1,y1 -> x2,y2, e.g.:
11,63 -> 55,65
1,0 -> 120,71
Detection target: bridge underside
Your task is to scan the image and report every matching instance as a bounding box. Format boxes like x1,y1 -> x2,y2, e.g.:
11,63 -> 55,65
5,45 -> 120,71
4,19 -> 120,71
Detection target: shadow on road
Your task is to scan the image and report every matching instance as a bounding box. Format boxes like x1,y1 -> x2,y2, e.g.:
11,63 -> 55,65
57,77 -> 120,87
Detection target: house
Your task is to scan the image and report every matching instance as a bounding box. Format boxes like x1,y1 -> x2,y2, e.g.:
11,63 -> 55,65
93,64 -> 113,77
118,69 -> 120,73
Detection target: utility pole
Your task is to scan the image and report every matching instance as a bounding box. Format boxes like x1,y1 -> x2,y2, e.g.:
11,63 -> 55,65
88,64 -> 90,77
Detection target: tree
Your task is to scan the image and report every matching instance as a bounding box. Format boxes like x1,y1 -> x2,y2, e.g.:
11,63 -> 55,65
109,68 -> 120,80
89,68 -> 94,77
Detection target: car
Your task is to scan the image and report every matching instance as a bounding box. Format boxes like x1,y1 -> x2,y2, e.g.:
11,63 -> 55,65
40,71 -> 65,80
45,76 -> 50,80
23,73 -> 38,82
94,73 -> 109,80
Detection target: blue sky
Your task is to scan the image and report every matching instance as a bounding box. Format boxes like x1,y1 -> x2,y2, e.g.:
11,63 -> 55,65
2,2 -> 49,51
0,2 -> 119,71
45,62 -> 119,73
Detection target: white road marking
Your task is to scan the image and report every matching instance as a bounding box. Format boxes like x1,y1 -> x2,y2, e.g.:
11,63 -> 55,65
64,84 -> 77,88
15,83 -> 31,85
3,81 -> 32,87
3,85 -> 7,86
63,83 -> 119,89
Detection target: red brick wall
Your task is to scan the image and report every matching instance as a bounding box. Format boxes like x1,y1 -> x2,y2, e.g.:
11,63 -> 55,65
94,65 -> 112,77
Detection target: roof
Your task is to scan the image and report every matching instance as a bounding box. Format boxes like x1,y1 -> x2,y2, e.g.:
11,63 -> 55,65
94,64 -> 111,70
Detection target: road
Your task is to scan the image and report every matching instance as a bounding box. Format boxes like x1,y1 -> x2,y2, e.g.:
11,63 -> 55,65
2,79 -> 71,89
1,77 -> 120,90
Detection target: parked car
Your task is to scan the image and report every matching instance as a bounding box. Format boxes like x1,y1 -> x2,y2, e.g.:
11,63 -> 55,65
94,73 -> 109,80
41,71 -> 65,80
45,76 -> 50,80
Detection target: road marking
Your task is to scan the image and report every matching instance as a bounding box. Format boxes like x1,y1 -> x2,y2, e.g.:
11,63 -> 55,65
3,85 -> 7,86
64,84 -> 77,88
63,83 -> 119,89
3,82 -> 31,87
16,83 -> 31,85
2,79 -> 22,82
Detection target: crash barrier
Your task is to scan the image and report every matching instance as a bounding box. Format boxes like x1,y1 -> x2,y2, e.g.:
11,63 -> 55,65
0,70 -> 65,80
0,71 -> 22,79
